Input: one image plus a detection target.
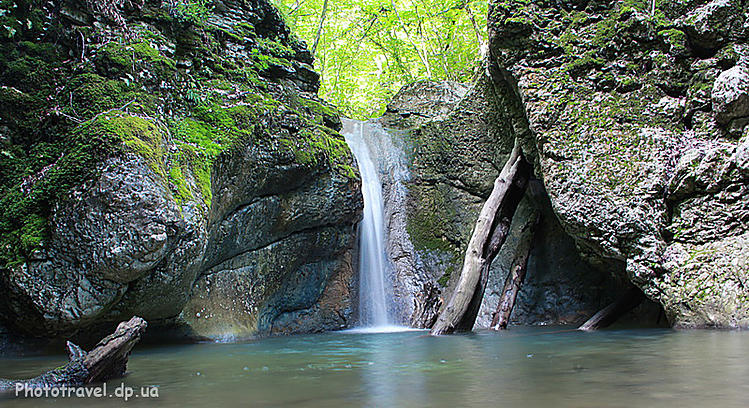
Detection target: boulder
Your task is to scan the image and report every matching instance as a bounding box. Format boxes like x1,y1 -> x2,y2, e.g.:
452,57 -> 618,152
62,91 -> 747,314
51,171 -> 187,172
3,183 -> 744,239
0,0 -> 362,342
713,63 -> 749,127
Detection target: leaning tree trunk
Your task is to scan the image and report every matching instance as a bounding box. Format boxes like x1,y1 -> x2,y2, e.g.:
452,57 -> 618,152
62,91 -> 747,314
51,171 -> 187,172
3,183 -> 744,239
578,287 -> 644,331
490,212 -> 540,330
430,140 -> 531,335
0,316 -> 147,393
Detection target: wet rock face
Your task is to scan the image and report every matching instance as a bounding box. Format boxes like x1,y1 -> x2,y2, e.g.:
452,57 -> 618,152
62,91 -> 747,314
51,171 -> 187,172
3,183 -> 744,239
0,0 -> 362,340
376,79 -> 497,327
6,156 -> 205,334
487,0 -> 749,327
182,137 -> 361,338
378,80 -> 633,328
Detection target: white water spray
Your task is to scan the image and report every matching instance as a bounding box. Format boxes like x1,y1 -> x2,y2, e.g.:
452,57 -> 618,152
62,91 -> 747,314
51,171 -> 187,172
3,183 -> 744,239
343,119 -> 390,327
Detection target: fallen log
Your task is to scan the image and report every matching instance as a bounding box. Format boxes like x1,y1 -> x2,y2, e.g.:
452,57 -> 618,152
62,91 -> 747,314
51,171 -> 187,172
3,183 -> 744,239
0,316 -> 147,393
490,211 -> 540,330
430,140 -> 531,335
578,287 -> 644,331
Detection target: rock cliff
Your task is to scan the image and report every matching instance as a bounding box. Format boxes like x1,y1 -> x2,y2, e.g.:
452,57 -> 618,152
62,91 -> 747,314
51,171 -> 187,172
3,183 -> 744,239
378,79 -> 654,329
485,0 -> 748,328
375,0 -> 748,330
0,0 -> 362,342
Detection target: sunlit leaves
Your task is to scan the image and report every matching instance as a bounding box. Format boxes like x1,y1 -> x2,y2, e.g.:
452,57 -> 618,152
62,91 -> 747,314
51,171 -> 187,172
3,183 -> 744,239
275,0 -> 487,118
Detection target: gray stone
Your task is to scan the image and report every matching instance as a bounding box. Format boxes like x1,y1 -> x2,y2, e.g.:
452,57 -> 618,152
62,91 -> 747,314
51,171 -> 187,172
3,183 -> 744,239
713,64 -> 749,126
733,130 -> 749,175
484,0 -> 749,328
0,0 -> 363,342
679,0 -> 746,50
379,79 -> 640,328
2,155 -> 199,336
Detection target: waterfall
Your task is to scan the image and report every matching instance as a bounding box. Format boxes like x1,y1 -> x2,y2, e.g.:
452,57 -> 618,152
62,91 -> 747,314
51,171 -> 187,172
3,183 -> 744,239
343,119 -> 391,327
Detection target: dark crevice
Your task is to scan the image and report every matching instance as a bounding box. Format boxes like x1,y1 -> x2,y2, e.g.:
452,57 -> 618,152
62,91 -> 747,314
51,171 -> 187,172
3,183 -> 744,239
688,39 -> 721,60
482,50 -> 671,329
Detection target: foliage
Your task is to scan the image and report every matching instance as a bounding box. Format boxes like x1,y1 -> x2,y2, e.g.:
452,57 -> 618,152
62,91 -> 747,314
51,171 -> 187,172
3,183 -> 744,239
164,0 -> 213,25
274,0 -> 488,118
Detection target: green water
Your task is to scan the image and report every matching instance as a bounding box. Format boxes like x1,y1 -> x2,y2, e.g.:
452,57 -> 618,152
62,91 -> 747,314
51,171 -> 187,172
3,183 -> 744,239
2,327 -> 748,407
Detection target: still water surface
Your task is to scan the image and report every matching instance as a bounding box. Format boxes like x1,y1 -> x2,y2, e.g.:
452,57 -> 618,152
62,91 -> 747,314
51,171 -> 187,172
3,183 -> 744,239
2,327 -> 748,407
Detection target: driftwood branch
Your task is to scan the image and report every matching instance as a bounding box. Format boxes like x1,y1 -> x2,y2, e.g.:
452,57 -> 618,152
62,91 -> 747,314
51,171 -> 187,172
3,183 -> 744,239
431,140 -> 531,335
578,287 -> 644,331
0,316 -> 147,393
490,212 -> 540,330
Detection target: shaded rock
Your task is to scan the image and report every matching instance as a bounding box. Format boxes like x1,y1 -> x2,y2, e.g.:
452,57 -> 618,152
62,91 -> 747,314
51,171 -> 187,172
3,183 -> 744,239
733,130 -> 749,175
182,226 -> 357,339
485,0 -> 749,328
0,0 -> 362,342
678,0 -> 746,52
713,63 -> 749,127
384,80 -> 470,128
378,79 -> 639,328
2,155 -> 202,336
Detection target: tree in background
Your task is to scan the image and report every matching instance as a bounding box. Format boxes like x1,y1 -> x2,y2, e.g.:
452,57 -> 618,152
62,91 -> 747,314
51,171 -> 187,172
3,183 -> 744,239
275,0 -> 488,118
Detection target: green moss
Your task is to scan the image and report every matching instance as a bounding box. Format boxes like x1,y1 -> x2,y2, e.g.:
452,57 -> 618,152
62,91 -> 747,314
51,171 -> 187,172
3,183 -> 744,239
91,112 -> 166,177
404,184 -> 462,288
4,55 -> 57,91
19,214 -> 46,253
0,108 -> 174,268
164,0 -> 213,26
172,103 -> 256,158
406,185 -> 460,253
715,44 -> 740,67
194,163 -> 212,206
236,22 -> 256,36
0,0 -> 349,270
617,77 -> 642,93
96,40 -> 176,80
0,84 -> 45,142
564,51 -> 604,77
166,100 -> 268,207
256,37 -> 296,60
658,28 -> 688,55
688,79 -> 713,96
280,126 -> 356,178
437,264 -> 455,288
0,113 -> 131,266
18,40 -> 58,61
292,96 -> 342,128
68,73 -> 153,119
208,25 -> 244,42
168,165 -> 192,204
249,48 -> 291,72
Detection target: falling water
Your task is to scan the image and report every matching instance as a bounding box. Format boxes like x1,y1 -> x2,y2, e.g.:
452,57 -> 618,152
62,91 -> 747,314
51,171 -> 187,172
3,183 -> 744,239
343,119 -> 390,328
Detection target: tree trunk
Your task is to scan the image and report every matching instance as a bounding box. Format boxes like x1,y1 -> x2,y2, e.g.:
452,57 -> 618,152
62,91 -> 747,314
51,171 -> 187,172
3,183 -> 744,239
490,212 -> 539,330
430,140 -> 530,335
391,0 -> 433,78
454,161 -> 531,332
464,3 -> 486,57
0,317 -> 147,393
310,0 -> 328,56
578,287 -> 644,331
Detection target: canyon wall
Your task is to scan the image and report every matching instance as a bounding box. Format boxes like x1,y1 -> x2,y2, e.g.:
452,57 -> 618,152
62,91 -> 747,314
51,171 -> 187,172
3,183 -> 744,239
0,0 -> 362,343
